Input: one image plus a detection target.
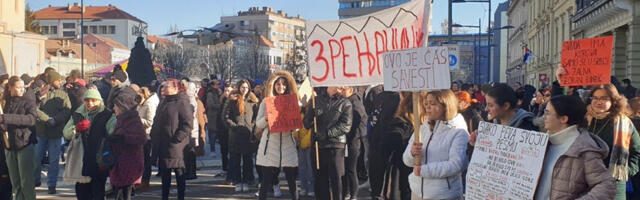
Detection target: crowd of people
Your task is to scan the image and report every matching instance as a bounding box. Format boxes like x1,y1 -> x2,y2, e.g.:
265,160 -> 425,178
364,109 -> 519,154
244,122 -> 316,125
1,65 -> 640,200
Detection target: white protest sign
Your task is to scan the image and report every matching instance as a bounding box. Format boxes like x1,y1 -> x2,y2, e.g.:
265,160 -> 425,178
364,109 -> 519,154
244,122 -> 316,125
305,0 -> 431,87
466,121 -> 549,200
382,47 -> 451,91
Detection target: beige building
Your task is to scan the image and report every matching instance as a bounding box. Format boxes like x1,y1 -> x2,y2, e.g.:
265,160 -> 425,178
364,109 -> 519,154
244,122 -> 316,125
221,7 -> 305,66
45,39 -> 110,75
524,0 -> 574,88
506,0 -> 530,85
0,0 -> 47,76
572,0 -> 640,85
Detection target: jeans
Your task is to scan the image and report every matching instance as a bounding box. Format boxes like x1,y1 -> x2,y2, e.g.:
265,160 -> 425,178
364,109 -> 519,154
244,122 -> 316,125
229,153 -> 254,184
35,136 -> 61,187
207,128 -> 217,152
298,148 -> 314,193
5,145 -> 36,200
343,146 -> 360,198
142,141 -> 152,182
313,148 -> 345,200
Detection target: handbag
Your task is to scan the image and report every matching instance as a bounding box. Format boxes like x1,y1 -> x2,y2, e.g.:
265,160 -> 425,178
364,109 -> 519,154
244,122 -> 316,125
63,134 -> 91,183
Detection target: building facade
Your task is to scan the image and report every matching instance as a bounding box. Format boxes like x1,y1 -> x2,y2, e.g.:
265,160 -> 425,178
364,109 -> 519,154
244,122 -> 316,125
45,39 -> 110,75
221,7 -> 305,69
507,0 -> 529,86
0,0 -> 47,76
429,34 -> 491,84
572,0 -> 640,85
33,3 -> 147,49
79,34 -> 131,64
338,0 -> 411,19
492,1 -> 510,83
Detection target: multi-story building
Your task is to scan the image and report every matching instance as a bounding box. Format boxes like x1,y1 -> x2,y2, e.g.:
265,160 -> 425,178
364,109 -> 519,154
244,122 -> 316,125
33,3 -> 147,49
492,1 -> 510,83
506,0 -> 530,86
220,7 -> 304,68
429,33 -> 491,84
338,0 -> 411,19
0,0 -> 47,76
572,0 -> 640,84
45,39 -> 110,75
78,34 -> 131,65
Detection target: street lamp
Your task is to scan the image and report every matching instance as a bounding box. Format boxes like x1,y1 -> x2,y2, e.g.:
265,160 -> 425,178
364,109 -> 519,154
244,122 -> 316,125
79,0 -> 102,79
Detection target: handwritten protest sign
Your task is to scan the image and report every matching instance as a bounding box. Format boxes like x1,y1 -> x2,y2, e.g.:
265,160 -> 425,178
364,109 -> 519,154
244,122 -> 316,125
559,36 -> 613,86
265,94 -> 303,133
305,0 -> 431,86
466,121 -> 549,200
298,77 -> 313,106
382,47 -> 450,91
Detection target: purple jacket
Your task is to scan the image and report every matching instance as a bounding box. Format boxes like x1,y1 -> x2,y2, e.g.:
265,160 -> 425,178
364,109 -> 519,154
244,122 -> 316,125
110,109 -> 147,187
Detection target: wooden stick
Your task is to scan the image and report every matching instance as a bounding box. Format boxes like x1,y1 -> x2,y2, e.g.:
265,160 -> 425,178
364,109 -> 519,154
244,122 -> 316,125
412,92 -> 422,167
386,170 -> 393,199
313,96 -> 320,170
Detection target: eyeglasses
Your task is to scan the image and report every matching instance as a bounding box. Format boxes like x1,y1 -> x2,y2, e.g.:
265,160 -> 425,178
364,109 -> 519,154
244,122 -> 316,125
590,96 -> 612,102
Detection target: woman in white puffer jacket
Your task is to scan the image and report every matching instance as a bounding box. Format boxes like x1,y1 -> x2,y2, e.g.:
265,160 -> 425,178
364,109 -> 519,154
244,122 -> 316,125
403,90 -> 469,200
255,70 -> 300,200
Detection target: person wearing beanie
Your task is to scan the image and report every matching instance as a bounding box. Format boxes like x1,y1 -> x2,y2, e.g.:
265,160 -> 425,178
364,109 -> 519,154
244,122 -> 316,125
106,70 -> 130,111
34,70 -> 71,194
63,88 -> 117,199
110,86 -> 147,200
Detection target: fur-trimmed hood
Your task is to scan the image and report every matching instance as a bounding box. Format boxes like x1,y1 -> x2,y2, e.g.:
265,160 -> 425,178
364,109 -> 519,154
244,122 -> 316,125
264,70 -> 299,98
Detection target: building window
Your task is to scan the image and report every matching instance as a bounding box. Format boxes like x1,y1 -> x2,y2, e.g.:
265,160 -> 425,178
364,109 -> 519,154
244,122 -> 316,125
108,26 -> 116,34
82,26 -> 88,34
50,26 -> 58,34
99,26 -> 107,34
90,26 -> 98,34
41,26 -> 49,34
242,21 -> 251,26
63,31 -> 76,37
63,23 -> 75,29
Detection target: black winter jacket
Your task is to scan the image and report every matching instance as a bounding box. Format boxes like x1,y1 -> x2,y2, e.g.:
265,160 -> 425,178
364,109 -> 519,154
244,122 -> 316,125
223,93 -> 259,154
150,93 -> 194,169
1,95 -> 38,151
304,94 -> 353,149
347,93 -> 367,148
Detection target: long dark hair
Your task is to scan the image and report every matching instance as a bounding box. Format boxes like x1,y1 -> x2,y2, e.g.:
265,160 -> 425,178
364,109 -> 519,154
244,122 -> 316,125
236,80 -> 252,115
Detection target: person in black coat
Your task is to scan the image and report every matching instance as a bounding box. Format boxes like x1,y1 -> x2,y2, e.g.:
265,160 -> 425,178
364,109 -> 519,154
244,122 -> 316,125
0,76 -> 38,199
342,87 -> 367,200
222,80 -> 259,192
367,91 -> 401,200
385,92 -> 414,200
150,79 -> 193,200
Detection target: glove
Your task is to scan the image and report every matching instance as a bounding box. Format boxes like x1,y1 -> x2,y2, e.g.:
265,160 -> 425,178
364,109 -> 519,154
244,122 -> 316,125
75,119 -> 90,133
48,118 -> 56,126
108,134 -> 125,144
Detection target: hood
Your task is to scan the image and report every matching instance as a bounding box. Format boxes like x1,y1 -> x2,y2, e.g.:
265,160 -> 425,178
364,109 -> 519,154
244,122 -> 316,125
75,101 -> 106,117
564,129 -> 609,158
264,70 -> 298,98
507,109 -> 534,128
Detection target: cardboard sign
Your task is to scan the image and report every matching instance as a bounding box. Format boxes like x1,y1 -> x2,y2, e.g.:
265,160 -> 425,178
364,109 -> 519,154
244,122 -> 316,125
466,121 -> 549,200
560,36 -> 613,86
305,0 -> 431,87
382,47 -> 451,91
298,77 -> 313,106
265,94 -> 303,133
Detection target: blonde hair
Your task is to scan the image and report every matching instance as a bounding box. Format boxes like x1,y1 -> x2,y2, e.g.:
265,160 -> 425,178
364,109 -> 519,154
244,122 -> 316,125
420,89 -> 459,121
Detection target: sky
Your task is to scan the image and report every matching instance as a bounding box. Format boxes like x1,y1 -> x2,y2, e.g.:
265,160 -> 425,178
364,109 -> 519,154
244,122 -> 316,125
27,0 -> 507,36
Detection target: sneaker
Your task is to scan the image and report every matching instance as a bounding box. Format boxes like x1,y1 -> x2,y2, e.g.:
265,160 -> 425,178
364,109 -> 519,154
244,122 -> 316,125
345,194 -> 351,200
307,191 -> 315,197
255,191 -> 260,197
235,184 -> 242,192
48,186 -> 56,194
242,183 -> 250,192
273,185 -> 282,197
299,188 -> 307,197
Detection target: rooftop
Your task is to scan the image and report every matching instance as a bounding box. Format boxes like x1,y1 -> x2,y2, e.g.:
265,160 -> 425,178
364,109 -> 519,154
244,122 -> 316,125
45,39 -> 110,64
33,3 -> 145,23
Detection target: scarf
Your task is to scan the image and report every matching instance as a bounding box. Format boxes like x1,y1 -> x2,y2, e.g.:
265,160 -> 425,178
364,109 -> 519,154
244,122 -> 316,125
587,105 -> 632,181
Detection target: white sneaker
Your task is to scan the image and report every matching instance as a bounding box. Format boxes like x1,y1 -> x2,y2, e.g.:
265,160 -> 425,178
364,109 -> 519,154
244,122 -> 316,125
255,191 -> 260,197
307,191 -> 315,197
273,185 -> 282,197
235,184 -> 242,192
242,183 -> 250,192
299,188 -> 307,196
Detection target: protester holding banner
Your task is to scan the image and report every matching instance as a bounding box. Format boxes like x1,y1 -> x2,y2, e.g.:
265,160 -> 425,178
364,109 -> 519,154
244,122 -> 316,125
255,71 -> 300,200
535,95 -> 615,199
223,80 -> 259,193
586,84 -> 640,199
303,87 -> 353,200
403,90 -> 469,200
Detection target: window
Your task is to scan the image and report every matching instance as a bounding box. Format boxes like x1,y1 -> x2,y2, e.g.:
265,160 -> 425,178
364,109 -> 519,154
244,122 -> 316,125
62,31 -> 76,37
108,26 -> 116,34
82,26 -> 88,34
242,21 -> 250,26
63,23 -> 75,29
50,26 -> 58,34
41,26 -> 49,34
99,26 -> 107,34
90,26 -> 98,34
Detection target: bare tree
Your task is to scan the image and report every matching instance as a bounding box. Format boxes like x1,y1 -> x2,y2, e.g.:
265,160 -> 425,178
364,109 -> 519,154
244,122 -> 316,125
284,43 -> 308,81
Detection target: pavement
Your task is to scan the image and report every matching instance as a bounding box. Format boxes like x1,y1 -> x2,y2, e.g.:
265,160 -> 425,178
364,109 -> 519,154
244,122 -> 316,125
33,144 -> 374,199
